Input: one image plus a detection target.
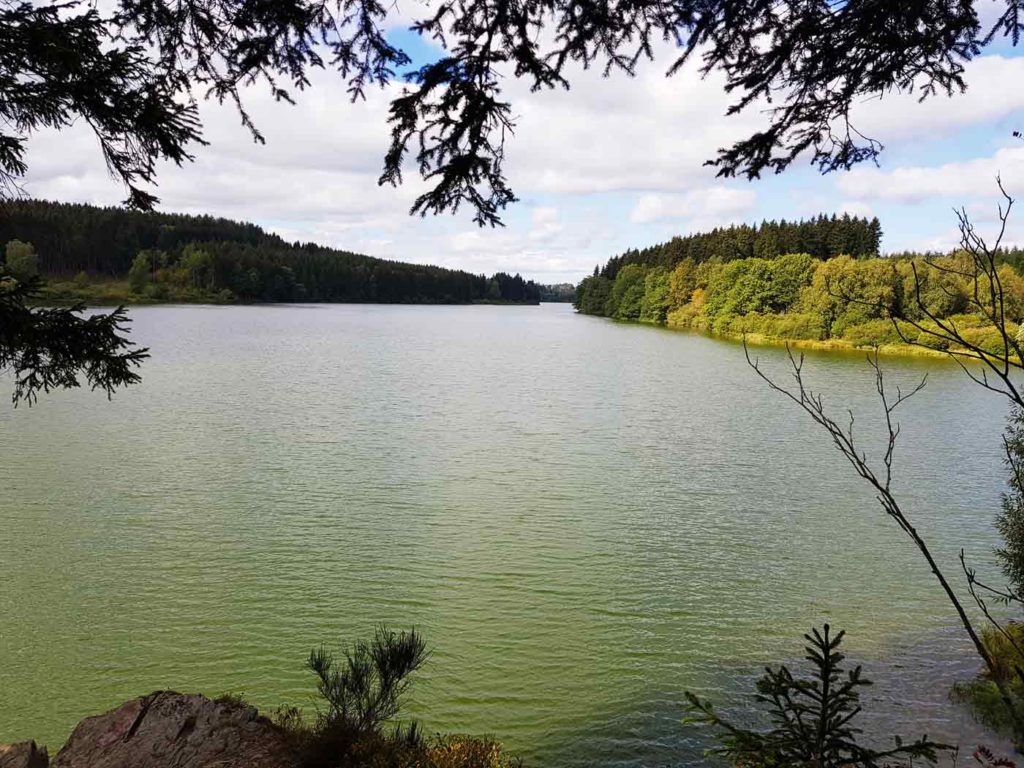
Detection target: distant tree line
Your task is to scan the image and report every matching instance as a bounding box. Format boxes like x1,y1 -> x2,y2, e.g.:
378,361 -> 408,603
0,200 -> 542,304
598,214 -> 883,281
538,283 -> 576,302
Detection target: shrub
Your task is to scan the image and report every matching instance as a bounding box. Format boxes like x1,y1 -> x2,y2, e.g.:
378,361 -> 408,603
952,678 -> 1021,738
711,312 -> 740,335
666,303 -> 700,328
913,322 -> 951,350
143,282 -> 169,301
841,318 -> 902,347
274,627 -> 519,768
958,324 -> 1019,356
426,734 -> 518,768
981,622 -> 1024,683
300,626 -> 427,764
4,240 -> 39,282
744,312 -> 826,340
952,622 -> 1024,740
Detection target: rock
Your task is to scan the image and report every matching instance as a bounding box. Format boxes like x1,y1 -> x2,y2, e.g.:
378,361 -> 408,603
0,742 -> 48,768
50,691 -> 296,768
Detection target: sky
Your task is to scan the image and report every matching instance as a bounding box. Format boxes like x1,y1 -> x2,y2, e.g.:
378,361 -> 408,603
19,2 -> 1024,284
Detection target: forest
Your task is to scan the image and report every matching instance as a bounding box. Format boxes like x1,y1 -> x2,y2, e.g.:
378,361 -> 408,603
597,214 -> 884,280
575,214 -> 1024,352
0,199 -> 543,305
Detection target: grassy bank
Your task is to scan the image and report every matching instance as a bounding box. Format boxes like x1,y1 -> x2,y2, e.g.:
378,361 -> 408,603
32,277 -> 540,307
36,277 -> 220,306
665,322 -> 958,359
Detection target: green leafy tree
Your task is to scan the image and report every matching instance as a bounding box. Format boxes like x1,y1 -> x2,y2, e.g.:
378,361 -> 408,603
639,267 -> 671,323
128,252 -> 151,294
798,256 -> 901,338
767,253 -> 816,312
667,258 -> 698,311
607,263 -> 648,320
487,278 -> 502,301
179,244 -> 215,291
686,625 -> 946,768
4,239 -> 38,281
573,275 -> 612,315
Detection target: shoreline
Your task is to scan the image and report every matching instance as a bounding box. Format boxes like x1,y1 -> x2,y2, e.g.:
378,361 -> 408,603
593,314 -> 991,361
30,289 -> 545,310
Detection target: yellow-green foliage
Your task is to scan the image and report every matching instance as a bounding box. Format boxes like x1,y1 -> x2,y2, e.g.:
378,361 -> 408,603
584,250 -> 1024,355
798,255 -> 901,337
982,621 -> 1024,684
840,319 -> 903,347
960,325 -> 1020,356
743,312 -> 826,340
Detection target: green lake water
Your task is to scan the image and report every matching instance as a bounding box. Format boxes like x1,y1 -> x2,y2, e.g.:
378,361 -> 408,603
0,302 -> 1014,764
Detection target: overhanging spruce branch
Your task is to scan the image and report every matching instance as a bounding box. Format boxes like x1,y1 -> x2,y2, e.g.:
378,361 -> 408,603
5,1 -> 1024,223
0,275 -> 149,405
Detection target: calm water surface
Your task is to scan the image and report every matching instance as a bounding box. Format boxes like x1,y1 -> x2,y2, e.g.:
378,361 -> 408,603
0,303 -> 1015,764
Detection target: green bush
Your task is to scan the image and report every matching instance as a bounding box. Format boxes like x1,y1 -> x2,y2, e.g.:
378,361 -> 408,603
666,304 -> 699,328
951,622 -> 1024,741
4,240 -> 39,282
743,312 -> 826,340
912,321 -> 951,350
982,622 -> 1024,684
959,324 -> 1017,356
711,312 -> 741,335
143,282 -> 169,301
841,318 -> 902,347
274,627 -> 520,768
775,312 -> 826,340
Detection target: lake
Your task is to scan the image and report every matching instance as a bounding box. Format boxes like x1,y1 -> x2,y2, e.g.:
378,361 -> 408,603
0,302 -> 1014,764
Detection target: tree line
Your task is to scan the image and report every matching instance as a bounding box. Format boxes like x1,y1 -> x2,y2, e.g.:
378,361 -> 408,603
576,225 -> 1024,354
597,214 -> 883,281
0,199 -> 542,304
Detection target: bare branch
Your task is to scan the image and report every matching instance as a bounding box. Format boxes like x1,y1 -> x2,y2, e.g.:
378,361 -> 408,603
745,339 -> 1024,734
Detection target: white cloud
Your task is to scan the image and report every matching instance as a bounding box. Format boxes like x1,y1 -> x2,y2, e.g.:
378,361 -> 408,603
836,200 -> 875,219
849,55 -> 1024,145
837,146 -> 1024,203
528,206 -> 563,242
630,188 -> 757,225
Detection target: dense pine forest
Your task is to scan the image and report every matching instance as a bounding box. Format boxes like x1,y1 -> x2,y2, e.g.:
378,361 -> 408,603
575,214 -> 1024,352
598,214 -> 884,280
0,199 -> 543,304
